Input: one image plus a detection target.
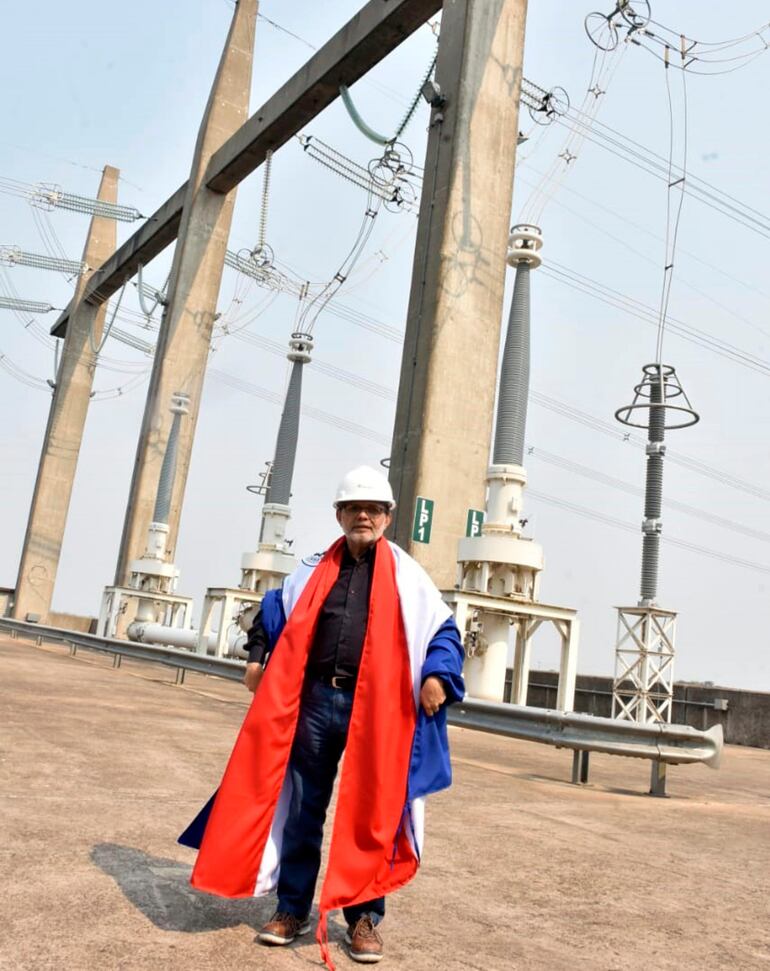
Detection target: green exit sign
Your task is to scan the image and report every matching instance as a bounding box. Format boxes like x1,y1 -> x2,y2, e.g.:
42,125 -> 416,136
412,496 -> 434,544
466,508 -> 485,537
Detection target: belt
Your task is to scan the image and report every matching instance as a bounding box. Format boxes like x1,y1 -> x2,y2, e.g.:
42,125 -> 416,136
314,672 -> 357,691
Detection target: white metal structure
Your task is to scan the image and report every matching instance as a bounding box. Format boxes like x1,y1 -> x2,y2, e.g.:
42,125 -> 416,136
445,462 -> 579,709
444,588 -> 579,711
98,584 -> 193,641
612,605 -> 677,724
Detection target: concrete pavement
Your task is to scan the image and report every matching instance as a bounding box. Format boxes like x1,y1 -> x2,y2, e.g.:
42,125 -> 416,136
1,634 -> 768,970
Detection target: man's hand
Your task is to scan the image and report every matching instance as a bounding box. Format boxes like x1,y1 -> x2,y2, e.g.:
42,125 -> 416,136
244,661 -> 264,694
420,675 -> 446,716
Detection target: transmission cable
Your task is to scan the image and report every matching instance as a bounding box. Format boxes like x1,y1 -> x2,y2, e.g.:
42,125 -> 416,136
526,446 -> 770,545
655,45 -> 688,362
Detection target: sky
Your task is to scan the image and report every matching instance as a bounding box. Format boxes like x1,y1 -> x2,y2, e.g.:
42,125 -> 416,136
2,1 -> 770,691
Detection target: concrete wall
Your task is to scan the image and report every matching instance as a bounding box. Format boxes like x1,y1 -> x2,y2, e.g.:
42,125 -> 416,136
504,669 -> 770,750
0,588 -> 13,617
47,612 -> 97,635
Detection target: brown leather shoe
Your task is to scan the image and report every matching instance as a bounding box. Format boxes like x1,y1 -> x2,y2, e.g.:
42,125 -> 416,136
345,915 -> 384,963
258,911 -> 312,945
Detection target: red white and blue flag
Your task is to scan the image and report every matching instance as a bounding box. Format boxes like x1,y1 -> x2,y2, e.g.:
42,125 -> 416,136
182,537 -> 461,969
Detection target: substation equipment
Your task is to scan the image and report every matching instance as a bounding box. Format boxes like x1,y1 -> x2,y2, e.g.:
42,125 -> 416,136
442,225 -> 580,710
611,363 -> 698,724
120,333 -> 312,657
195,332 -> 312,656
98,392 -> 195,640
11,1 -> 546,684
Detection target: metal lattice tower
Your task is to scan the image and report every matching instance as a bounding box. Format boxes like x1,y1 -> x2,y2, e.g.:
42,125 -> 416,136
612,363 -> 698,723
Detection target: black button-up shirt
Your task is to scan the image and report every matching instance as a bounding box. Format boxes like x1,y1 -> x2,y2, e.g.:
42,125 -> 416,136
246,543 -> 375,681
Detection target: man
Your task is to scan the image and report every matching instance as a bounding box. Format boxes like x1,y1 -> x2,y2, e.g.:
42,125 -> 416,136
181,466 -> 464,969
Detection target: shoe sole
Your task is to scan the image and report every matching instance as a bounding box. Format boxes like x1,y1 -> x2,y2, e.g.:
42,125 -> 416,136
258,921 -> 312,946
344,932 -> 384,963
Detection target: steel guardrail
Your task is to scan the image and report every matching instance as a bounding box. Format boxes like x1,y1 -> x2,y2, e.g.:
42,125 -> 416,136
447,698 -> 722,768
1,617 -> 723,773
0,616 -> 244,682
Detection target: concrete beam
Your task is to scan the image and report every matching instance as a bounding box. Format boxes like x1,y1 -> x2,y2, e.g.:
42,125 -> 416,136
50,0 -> 441,338
206,0 -> 442,193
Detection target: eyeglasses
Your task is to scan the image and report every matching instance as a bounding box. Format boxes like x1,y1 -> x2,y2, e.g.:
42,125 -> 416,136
340,503 -> 389,518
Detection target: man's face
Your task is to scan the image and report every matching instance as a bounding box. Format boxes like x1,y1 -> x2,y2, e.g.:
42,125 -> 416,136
336,502 -> 393,549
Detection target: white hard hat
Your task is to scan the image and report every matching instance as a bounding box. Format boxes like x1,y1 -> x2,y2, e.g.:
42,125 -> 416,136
333,465 -> 396,509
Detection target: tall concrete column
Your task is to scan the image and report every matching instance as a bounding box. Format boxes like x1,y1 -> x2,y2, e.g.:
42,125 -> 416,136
114,0 -> 257,584
389,0 -> 528,588
12,166 -> 119,622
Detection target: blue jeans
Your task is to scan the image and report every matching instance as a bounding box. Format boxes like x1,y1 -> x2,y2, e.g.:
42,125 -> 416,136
277,680 -> 385,926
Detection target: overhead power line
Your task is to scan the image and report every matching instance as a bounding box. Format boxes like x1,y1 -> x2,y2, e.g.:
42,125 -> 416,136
208,360 -> 770,577
527,489 -> 770,577
230,330 -> 396,401
529,389 -> 770,503
209,368 -> 390,446
541,261 -> 770,377
219,306 -> 770,519
554,108 -> 770,241
527,446 -> 770,545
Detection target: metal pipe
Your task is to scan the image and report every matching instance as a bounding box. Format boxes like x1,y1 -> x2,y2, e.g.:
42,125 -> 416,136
126,619 -> 246,656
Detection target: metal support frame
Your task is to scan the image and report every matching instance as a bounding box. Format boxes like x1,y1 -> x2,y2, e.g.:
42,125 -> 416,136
445,589 -> 579,712
97,585 -> 193,640
197,586 -> 260,658
612,605 -> 677,724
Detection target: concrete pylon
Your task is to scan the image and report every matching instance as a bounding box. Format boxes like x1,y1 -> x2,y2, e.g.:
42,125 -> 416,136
113,0 -> 257,585
388,0 -> 529,589
12,165 -> 119,623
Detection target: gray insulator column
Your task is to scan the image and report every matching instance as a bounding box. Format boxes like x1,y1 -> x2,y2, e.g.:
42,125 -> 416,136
264,333 -> 312,508
493,262 -> 530,466
640,372 -> 665,603
153,394 -> 189,525
266,362 -> 304,506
